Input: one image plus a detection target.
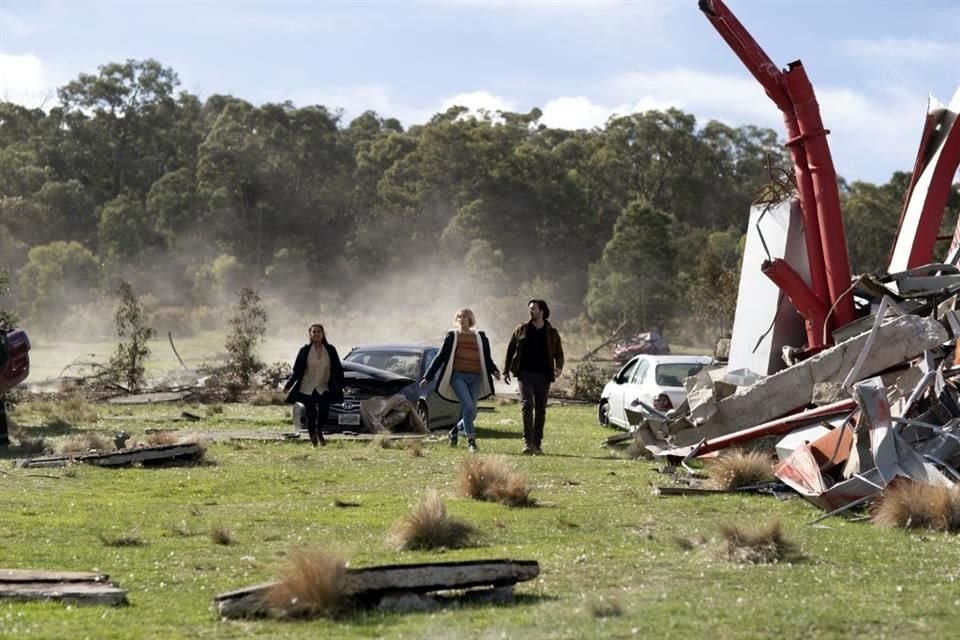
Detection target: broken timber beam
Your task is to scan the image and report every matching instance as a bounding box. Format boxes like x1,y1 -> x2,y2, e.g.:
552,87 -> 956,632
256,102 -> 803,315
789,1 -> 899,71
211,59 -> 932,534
18,442 -> 205,468
215,559 -> 540,619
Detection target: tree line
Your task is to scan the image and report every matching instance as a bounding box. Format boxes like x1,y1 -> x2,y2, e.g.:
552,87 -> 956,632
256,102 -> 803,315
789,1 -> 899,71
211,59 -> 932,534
2,59 -> 955,344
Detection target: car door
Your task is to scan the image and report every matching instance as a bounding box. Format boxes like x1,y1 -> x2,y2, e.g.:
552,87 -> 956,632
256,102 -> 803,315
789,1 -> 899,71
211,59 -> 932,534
607,357 -> 641,428
621,358 -> 652,419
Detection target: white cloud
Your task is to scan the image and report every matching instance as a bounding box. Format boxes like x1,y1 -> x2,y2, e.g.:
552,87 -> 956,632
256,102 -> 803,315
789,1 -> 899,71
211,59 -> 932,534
0,52 -> 58,108
440,90 -> 515,115
285,84 -> 433,125
844,37 -> 960,62
539,94 -> 681,130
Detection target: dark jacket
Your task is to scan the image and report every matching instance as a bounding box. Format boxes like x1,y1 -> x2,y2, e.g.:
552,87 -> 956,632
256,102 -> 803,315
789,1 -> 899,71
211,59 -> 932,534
284,342 -> 345,404
424,330 -> 500,403
503,321 -> 564,383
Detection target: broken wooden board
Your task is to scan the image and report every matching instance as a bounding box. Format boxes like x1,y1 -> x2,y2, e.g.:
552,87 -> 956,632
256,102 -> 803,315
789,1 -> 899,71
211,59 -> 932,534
107,390 -> 193,404
0,570 -> 127,606
214,559 -> 539,619
17,442 -> 204,468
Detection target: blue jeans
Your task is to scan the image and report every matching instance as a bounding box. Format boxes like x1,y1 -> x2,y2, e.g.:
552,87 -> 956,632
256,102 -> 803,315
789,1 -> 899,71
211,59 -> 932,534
450,371 -> 481,438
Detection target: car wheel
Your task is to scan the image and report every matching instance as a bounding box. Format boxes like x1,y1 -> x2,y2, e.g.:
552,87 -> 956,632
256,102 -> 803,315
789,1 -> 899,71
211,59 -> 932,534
416,401 -> 430,429
598,401 -> 610,427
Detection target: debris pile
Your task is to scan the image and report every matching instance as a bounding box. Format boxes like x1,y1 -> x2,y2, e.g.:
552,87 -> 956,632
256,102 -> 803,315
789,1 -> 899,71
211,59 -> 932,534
618,0 -> 960,523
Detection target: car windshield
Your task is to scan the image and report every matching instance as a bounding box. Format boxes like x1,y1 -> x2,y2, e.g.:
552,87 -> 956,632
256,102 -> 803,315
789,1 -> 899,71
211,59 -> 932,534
346,351 -> 422,379
654,363 -> 705,387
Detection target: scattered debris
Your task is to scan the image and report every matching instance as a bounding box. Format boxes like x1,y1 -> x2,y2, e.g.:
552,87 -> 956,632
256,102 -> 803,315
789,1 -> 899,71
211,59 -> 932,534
18,441 -> 207,468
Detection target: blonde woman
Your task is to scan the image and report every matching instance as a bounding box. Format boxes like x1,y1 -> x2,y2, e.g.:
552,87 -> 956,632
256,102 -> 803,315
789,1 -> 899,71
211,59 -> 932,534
421,308 -> 500,452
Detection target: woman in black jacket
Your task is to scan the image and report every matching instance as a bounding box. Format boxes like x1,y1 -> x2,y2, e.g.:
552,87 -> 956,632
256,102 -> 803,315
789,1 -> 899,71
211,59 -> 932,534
284,323 -> 345,447
421,308 -> 500,453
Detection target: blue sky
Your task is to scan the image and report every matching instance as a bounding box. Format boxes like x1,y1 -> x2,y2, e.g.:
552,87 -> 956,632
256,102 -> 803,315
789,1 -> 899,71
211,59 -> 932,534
1,0 -> 958,184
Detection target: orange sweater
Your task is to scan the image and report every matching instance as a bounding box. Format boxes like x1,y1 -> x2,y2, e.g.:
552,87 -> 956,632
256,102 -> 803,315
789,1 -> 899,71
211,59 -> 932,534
452,333 -> 481,374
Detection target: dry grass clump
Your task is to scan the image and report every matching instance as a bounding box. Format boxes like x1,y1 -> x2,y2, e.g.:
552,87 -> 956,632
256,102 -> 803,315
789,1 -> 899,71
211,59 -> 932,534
707,449 -> 774,490
35,394 -> 98,427
9,435 -> 51,456
369,434 -> 397,449
58,432 -> 113,455
210,523 -> 235,545
458,456 -> 535,507
263,549 -> 349,619
588,597 -> 624,618
871,482 -> 960,532
145,431 -> 180,446
99,529 -> 146,547
250,389 -> 286,406
388,490 -> 480,551
718,520 -> 796,564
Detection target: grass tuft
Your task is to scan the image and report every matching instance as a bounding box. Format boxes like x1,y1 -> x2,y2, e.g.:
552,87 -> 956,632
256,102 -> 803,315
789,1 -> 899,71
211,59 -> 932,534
263,549 -> 349,619
387,490 -> 480,551
145,431 -> 180,446
458,456 -> 535,507
718,520 -> 796,564
210,523 -> 235,545
405,440 -> 424,457
35,394 -> 98,427
707,449 -> 774,490
99,529 -> 146,547
58,432 -> 113,455
205,403 -> 224,417
871,482 -> 960,532
249,389 -> 287,406
369,434 -> 396,449
588,597 -> 624,618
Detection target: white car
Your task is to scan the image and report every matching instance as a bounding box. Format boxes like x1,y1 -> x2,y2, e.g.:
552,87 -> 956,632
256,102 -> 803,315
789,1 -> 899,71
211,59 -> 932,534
598,354 -> 712,429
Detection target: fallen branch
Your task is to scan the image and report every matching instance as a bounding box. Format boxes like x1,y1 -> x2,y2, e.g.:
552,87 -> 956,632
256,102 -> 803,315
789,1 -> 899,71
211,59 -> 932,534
581,320 -> 627,361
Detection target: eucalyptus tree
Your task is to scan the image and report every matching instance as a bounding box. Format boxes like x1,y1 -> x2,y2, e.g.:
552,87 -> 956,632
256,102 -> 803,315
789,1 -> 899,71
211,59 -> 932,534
58,59 -> 182,202
586,200 -> 677,332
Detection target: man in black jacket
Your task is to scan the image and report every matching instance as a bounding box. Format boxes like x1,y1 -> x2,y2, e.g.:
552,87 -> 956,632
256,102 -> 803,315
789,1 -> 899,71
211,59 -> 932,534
503,299 -> 564,455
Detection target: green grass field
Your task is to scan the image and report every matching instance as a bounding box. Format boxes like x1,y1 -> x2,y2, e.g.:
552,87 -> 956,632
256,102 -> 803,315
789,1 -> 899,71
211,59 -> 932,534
2,399 -> 958,639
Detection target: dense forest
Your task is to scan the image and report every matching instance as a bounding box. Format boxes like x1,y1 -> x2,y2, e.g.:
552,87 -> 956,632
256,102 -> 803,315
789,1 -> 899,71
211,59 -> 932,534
1,59 -> 957,346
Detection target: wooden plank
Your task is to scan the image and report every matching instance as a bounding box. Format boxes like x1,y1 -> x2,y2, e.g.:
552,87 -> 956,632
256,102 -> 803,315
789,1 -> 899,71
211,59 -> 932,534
0,582 -> 127,606
214,559 -> 539,619
18,443 -> 204,468
0,570 -> 127,606
0,570 -> 109,583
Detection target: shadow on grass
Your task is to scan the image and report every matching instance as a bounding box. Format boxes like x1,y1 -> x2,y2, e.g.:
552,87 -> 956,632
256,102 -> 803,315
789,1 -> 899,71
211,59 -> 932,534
347,590 -> 557,626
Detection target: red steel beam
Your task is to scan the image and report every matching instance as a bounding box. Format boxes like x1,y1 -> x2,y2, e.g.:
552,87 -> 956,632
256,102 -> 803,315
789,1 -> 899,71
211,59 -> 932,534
692,398 -> 857,457
783,62 -> 856,328
761,258 -> 828,349
698,0 -> 831,329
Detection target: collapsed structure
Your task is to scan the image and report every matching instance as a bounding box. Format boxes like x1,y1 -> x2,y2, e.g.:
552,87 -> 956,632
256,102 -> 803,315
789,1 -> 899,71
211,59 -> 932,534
628,1 -> 960,516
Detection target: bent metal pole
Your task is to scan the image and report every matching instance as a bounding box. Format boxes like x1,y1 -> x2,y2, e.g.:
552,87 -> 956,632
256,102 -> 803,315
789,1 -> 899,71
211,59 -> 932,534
698,0 -> 846,343
783,61 -> 855,328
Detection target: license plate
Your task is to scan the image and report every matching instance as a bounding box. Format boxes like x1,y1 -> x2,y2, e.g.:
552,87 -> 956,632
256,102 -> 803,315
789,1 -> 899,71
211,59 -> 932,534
339,414 -> 361,426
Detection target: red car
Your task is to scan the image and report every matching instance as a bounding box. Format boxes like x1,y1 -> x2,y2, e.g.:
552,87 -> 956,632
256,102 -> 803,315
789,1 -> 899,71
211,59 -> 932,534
612,330 -> 670,363
1,329 -> 30,393
1,328 -> 30,446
